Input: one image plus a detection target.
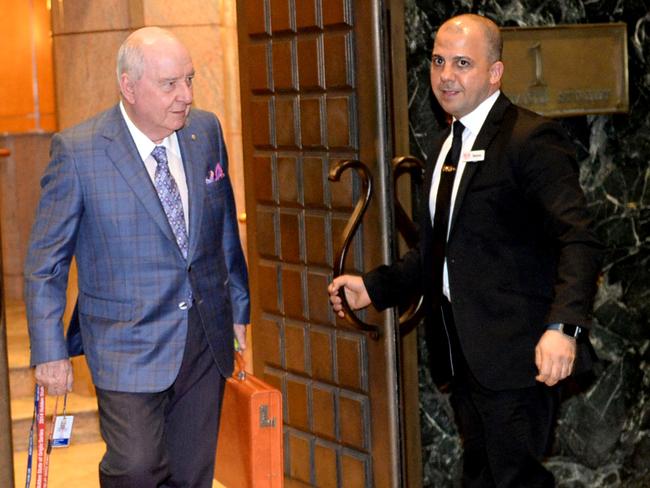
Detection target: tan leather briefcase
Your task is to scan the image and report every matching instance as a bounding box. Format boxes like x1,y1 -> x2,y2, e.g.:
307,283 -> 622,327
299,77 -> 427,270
215,353 -> 283,487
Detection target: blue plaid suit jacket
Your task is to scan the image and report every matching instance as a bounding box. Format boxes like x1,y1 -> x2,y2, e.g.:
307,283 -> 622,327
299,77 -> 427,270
24,104 -> 250,392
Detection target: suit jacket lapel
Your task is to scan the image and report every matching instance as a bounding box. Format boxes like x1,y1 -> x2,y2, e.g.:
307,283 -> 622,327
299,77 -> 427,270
103,106 -> 178,246
448,94 -> 511,238
177,117 -> 205,263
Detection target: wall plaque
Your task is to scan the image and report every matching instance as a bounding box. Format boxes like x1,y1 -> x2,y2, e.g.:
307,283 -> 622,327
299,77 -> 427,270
501,23 -> 628,117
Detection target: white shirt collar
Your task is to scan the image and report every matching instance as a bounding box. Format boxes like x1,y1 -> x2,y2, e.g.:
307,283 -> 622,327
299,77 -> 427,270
119,101 -> 175,161
455,90 -> 500,137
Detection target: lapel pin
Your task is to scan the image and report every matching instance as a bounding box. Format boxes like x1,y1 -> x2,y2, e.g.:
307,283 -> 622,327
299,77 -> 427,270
191,134 -> 197,141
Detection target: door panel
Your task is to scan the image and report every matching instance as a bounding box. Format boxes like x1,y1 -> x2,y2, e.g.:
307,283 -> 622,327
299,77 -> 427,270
236,1 -> 405,486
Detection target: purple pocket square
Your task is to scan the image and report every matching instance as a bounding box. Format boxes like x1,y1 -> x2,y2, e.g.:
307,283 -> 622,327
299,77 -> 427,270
206,162 -> 225,183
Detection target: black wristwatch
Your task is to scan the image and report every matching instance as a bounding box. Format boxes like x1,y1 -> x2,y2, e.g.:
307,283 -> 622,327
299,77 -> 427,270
546,323 -> 584,339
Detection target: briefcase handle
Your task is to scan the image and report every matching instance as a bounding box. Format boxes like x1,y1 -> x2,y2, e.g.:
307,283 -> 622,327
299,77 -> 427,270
234,351 -> 247,381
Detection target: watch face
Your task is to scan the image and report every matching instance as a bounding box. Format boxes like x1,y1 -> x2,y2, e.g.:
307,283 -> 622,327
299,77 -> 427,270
566,324 -> 581,338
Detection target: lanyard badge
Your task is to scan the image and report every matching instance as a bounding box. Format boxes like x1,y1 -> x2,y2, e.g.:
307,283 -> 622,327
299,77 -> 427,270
51,393 -> 74,448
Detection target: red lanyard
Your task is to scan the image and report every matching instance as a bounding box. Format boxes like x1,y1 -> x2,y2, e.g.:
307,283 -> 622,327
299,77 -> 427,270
35,386 -> 46,488
27,386 -> 60,488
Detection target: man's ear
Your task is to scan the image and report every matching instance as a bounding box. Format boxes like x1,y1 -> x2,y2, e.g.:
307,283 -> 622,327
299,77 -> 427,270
489,60 -> 504,85
119,73 -> 136,104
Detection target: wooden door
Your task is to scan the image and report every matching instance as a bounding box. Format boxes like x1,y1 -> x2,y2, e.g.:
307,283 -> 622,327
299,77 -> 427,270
236,1 -> 411,486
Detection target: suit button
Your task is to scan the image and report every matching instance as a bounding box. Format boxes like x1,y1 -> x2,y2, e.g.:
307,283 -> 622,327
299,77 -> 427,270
178,301 -> 189,310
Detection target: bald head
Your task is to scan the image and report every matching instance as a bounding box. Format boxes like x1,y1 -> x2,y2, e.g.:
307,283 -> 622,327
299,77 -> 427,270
116,27 -> 186,85
438,14 -> 503,64
116,26 -> 194,142
430,13 -> 504,118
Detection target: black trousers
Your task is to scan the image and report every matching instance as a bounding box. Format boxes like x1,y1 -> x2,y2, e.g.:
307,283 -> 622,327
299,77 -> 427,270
441,298 -> 558,488
96,305 -> 225,488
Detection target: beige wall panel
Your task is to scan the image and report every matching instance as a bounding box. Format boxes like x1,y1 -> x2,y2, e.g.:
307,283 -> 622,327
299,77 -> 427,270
219,0 -> 237,27
51,0 -> 139,34
142,0 -> 222,25
220,18 -> 242,142
54,31 -> 127,130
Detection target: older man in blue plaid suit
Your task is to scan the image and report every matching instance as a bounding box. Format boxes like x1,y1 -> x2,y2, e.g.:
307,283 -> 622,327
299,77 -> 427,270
24,27 -> 249,487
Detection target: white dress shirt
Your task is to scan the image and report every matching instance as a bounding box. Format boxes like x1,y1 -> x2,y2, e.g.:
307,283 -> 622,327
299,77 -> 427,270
119,102 -> 189,233
429,90 -> 500,300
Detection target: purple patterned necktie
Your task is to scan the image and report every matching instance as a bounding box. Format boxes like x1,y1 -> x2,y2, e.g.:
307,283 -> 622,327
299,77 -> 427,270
151,145 -> 189,259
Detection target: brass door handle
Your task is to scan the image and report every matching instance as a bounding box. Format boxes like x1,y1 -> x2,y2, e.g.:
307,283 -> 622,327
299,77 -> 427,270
392,156 -> 425,336
328,159 -> 381,340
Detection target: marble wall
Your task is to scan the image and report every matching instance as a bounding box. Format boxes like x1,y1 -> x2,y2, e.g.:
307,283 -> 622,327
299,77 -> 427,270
405,1 -> 650,486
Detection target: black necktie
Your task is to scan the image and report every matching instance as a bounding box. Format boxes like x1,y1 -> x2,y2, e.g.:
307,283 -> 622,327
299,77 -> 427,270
431,120 -> 464,306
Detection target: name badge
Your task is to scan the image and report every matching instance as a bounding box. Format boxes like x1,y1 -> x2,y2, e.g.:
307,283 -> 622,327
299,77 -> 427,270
51,415 -> 74,448
462,150 -> 485,162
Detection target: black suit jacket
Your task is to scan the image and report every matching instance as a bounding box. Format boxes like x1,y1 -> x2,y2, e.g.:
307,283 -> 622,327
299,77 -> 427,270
365,94 -> 603,390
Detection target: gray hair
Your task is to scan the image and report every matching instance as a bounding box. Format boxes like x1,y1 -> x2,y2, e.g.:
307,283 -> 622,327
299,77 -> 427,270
116,34 -> 146,84
116,27 -> 178,84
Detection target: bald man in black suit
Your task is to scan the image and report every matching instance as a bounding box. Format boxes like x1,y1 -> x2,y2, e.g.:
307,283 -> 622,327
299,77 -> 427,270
329,14 -> 602,487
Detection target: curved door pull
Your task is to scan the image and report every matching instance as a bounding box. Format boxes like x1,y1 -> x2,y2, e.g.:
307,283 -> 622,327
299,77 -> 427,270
392,156 -> 425,336
328,159 -> 381,340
